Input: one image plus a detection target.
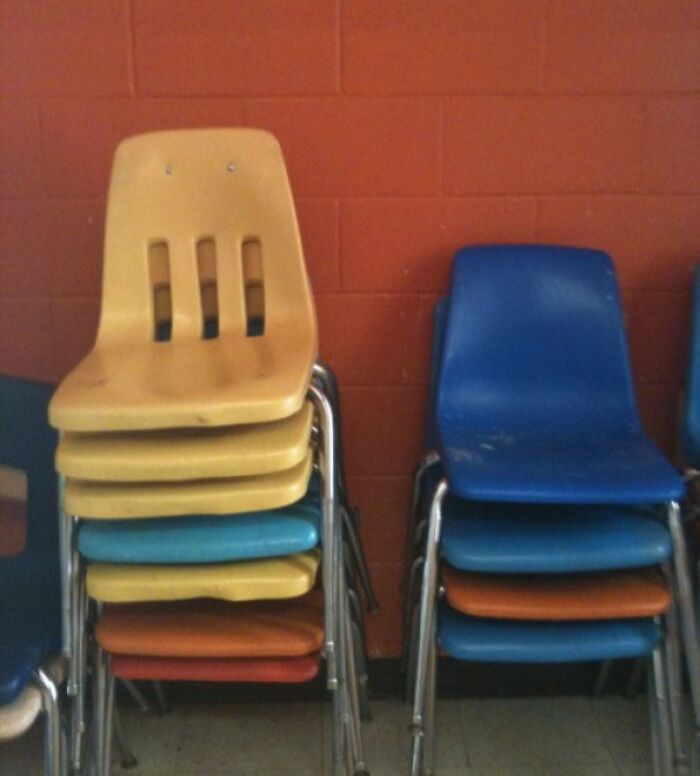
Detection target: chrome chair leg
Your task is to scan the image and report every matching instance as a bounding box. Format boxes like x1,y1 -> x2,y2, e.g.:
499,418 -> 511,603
408,452 -> 440,536
58,474 -> 71,658
592,660 -> 612,699
652,633 -> 674,776
34,666 -> 64,776
118,680 -> 152,713
649,657 -> 663,776
403,454 -> 439,612
330,518 -> 345,776
342,555 -> 368,775
112,705 -> 138,769
151,681 -> 169,715
68,519 -> 80,697
662,564 -> 686,766
410,479 -> 448,776
341,504 -> 379,611
309,383 -> 338,692
402,556 -> 424,670
93,646 -> 108,776
347,587 -> 371,722
102,670 -> 115,776
667,501 -> 700,757
624,657 -> 645,698
422,611 -> 438,776
406,599 -> 421,705
70,560 -> 88,773
314,361 -> 378,613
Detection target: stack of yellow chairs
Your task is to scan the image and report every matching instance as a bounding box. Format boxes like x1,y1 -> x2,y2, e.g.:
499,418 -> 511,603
48,129 -> 370,775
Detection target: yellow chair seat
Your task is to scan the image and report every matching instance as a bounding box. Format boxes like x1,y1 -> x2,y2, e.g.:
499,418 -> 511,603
65,453 -> 312,519
86,549 -> 320,604
56,402 -> 313,481
49,330 -> 316,433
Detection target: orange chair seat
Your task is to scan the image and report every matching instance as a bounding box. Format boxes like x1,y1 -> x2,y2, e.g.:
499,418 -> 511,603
96,596 -> 324,658
110,653 -> 321,684
442,565 -> 670,621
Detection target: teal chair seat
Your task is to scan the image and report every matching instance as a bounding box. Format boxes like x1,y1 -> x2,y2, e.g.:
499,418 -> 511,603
438,603 -> 661,664
78,501 -> 320,564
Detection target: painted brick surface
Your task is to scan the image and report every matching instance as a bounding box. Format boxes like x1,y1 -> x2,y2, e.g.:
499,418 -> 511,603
1,0 -> 698,654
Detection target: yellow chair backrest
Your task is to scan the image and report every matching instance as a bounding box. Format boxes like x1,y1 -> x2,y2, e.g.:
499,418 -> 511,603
97,129 -> 315,345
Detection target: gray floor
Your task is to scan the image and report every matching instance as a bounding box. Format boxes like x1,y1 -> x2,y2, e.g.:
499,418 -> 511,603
0,694 -> 663,775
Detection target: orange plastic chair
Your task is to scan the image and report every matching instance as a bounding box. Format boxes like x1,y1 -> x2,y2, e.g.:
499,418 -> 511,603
96,596 -> 324,657
49,129 -> 318,433
442,565 -> 670,621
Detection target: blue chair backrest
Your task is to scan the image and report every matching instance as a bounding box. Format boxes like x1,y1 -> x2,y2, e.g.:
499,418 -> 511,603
436,245 -> 640,442
424,298 -> 448,450
682,266 -> 700,467
0,376 -> 59,589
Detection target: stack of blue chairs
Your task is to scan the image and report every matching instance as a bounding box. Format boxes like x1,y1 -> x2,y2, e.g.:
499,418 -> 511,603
405,245 -> 700,775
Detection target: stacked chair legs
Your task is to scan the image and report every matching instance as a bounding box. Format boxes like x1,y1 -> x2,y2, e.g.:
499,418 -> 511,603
405,246 -> 700,776
48,129 -> 373,775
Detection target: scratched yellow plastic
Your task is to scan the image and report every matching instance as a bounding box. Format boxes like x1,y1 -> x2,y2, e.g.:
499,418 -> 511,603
86,549 -> 321,604
56,402 -> 313,481
64,453 -> 312,519
49,129 -> 317,432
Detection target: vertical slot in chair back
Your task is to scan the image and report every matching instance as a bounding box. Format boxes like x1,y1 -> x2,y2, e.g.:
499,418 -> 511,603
437,245 -> 640,441
98,129 -> 315,345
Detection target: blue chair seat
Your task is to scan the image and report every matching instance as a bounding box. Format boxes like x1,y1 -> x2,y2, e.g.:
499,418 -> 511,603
438,603 -> 660,663
436,246 -> 684,505
440,430 -> 683,505
441,500 -> 671,573
0,577 -> 61,704
78,502 -> 320,564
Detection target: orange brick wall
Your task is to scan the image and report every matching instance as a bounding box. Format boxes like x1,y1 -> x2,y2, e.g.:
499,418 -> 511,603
1,0 -> 699,656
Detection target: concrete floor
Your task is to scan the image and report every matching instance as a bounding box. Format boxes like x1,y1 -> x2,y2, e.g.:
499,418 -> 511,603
0,693 -> 661,775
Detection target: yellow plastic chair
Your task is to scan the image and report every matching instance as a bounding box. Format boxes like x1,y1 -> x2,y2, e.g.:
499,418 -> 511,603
49,129 -> 318,433
64,453 -> 313,519
86,550 -> 320,604
56,402 -> 313,481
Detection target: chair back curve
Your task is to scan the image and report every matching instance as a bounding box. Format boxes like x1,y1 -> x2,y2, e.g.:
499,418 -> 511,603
436,245 -> 641,442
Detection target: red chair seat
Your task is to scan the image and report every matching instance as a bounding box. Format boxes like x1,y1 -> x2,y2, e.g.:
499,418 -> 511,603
110,653 -> 321,683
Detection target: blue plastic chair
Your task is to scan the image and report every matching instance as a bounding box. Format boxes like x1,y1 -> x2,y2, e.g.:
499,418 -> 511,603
408,246 -> 695,775
682,267 -> 700,469
78,497 -> 321,565
0,375 -> 63,775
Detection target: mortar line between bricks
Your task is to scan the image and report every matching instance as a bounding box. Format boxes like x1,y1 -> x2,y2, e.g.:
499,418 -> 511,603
4,191 -> 700,202
438,99 -> 445,194
9,89 -> 699,100
335,0 -> 343,95
125,0 -> 137,96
